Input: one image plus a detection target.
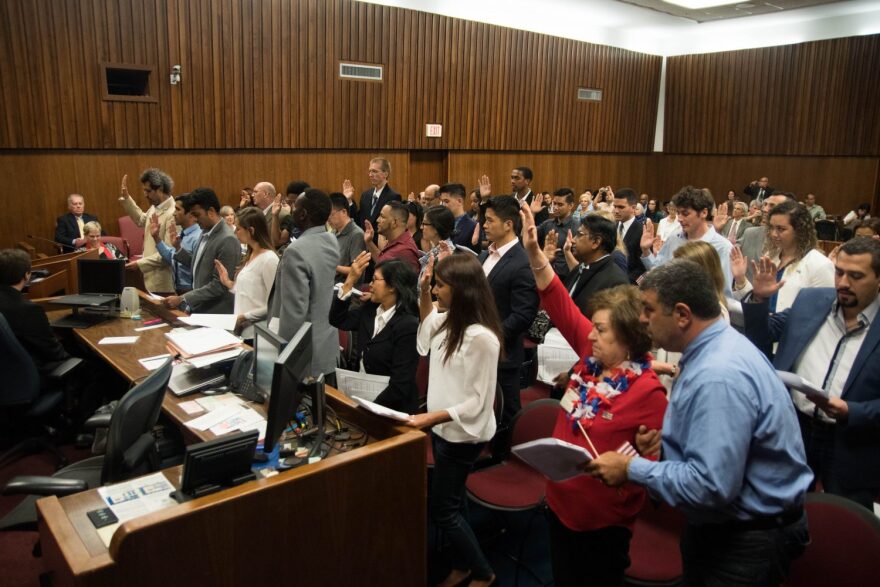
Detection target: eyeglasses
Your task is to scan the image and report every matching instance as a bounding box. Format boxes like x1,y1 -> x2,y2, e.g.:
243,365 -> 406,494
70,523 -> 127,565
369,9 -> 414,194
373,276 -> 386,282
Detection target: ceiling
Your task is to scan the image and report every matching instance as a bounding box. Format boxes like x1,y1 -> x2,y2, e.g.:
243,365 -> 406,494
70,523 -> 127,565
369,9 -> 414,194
618,0 -> 846,24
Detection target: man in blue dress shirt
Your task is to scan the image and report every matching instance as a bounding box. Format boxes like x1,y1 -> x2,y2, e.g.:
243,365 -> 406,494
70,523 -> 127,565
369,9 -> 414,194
154,194 -> 202,294
588,259 -> 812,586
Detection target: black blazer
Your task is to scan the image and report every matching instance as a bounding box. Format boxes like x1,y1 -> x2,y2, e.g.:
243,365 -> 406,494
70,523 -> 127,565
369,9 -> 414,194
452,214 -> 480,254
564,256 -> 630,318
54,212 -> 100,248
355,185 -> 401,237
742,184 -> 775,202
329,296 -> 419,414
620,220 -> 646,284
481,242 -> 539,370
0,286 -> 69,372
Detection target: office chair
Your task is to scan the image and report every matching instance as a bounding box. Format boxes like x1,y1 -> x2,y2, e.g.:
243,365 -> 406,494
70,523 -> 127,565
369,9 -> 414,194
0,359 -> 173,531
786,492 -> 880,586
0,314 -> 82,470
814,219 -> 838,241
117,216 -> 144,258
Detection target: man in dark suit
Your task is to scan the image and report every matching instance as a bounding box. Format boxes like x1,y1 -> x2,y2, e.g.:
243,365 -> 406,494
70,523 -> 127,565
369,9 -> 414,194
54,193 -> 101,250
0,249 -> 71,373
480,196 -> 539,452
743,176 -> 775,205
743,237 -> 880,511
564,215 -> 629,317
612,187 -> 646,283
353,158 -> 401,242
439,183 -> 480,254
161,187 -> 240,314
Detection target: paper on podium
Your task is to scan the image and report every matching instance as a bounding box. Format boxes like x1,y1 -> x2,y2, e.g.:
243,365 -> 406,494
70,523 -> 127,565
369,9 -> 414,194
776,370 -> 829,399
512,437 -> 592,482
536,328 -> 579,385
179,313 -> 237,331
351,396 -> 411,422
165,327 -> 241,357
335,368 -> 391,402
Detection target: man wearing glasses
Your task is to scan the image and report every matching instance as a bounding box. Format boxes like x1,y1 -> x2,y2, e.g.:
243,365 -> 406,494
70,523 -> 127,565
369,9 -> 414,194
564,214 -> 629,318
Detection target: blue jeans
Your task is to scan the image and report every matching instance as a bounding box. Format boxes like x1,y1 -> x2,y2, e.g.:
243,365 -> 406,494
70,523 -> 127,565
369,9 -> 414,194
681,512 -> 809,586
431,433 -> 493,581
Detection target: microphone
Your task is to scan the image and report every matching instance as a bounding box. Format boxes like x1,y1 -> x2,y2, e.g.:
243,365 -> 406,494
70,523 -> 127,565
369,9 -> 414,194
27,234 -> 77,251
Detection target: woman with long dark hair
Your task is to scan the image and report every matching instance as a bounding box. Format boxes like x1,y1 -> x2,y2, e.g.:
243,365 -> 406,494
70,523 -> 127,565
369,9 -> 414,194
419,205 -> 456,274
408,253 -> 503,587
330,252 -> 420,413
215,207 -> 278,338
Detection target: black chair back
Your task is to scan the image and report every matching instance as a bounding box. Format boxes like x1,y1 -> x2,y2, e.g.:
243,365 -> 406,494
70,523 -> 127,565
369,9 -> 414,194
815,219 -> 838,241
0,314 -> 40,407
101,359 -> 173,484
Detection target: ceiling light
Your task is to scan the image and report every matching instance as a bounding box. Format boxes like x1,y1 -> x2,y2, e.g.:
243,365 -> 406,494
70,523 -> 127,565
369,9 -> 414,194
662,0 -> 742,9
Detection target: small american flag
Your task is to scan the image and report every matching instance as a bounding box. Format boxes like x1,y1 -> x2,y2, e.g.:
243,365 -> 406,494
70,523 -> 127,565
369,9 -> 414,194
616,440 -> 638,457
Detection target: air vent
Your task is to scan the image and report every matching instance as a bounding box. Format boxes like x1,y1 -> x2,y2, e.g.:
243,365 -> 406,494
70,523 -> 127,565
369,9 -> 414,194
339,62 -> 383,82
577,88 -> 603,102
101,63 -> 158,103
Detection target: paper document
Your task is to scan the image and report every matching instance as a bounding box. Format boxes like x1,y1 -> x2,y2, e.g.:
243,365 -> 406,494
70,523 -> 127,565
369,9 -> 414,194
512,437 -> 592,482
195,394 -> 246,412
536,328 -> 579,385
177,400 -> 204,415
179,313 -> 238,331
776,370 -> 829,399
184,348 -> 243,369
99,336 -> 140,345
146,292 -> 164,301
184,405 -> 243,431
726,298 -> 744,329
335,368 -> 390,402
138,354 -> 171,371
96,472 -> 177,546
209,407 -> 265,436
351,396 -> 411,422
165,327 -> 242,357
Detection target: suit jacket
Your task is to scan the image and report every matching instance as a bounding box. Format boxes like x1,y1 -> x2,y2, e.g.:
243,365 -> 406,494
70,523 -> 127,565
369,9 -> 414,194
176,221 -> 240,314
452,214 -> 480,254
720,218 -> 749,244
564,256 -> 629,318
743,288 -> 880,487
54,212 -> 100,248
620,220 -> 646,284
743,184 -> 775,203
480,242 -> 539,370
270,225 -> 340,376
329,296 -> 419,413
739,225 -> 766,281
0,286 -> 69,372
355,185 -> 401,235
120,195 -> 176,292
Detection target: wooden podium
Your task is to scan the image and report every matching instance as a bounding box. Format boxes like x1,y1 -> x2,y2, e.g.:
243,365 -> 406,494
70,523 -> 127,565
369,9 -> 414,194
36,391 -> 427,586
27,248 -> 99,299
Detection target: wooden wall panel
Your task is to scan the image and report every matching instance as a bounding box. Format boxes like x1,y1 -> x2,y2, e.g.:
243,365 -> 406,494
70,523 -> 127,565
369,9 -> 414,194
665,35 -> 880,156
0,0 -> 661,152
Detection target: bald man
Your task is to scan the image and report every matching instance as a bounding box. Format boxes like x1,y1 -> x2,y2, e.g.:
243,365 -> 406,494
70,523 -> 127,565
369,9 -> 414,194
251,181 -> 277,219
420,184 -> 441,208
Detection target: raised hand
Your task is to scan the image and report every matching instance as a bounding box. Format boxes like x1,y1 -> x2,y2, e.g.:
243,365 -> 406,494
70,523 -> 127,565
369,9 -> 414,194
478,175 -> 492,200
420,253 -> 435,292
437,239 -> 453,262
563,229 -> 574,255
605,186 -> 615,202
750,255 -> 785,301
271,193 -> 282,216
543,229 -> 559,258
730,246 -> 747,283
347,251 -> 371,285
652,236 -> 664,256
519,200 -> 540,255
713,202 -> 729,232
530,192 -> 545,214
120,174 -> 130,200
363,219 -> 374,245
214,259 -> 233,289
640,219 -> 655,254
407,192 -> 416,202
167,218 -> 181,249
471,220 -> 481,246
148,213 -> 160,241
342,179 -> 355,201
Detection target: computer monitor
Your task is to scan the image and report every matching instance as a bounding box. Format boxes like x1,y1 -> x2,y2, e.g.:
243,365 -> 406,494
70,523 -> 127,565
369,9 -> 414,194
263,322 -> 313,454
77,258 -> 125,295
252,322 -> 287,402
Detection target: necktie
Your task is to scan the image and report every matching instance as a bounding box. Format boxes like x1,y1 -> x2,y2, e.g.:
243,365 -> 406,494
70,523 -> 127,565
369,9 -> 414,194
370,191 -> 380,216
618,222 -> 625,237
76,216 -> 84,239
727,220 -> 738,243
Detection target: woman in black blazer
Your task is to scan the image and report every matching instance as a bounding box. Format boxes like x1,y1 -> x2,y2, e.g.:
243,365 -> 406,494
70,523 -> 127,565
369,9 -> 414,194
329,252 -> 420,414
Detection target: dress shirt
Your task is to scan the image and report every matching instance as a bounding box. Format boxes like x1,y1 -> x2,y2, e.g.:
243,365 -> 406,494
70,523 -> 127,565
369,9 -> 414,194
514,189 -> 532,206
642,226 -> 733,297
378,230 -> 421,274
792,296 -> 880,423
807,205 -> 827,221
726,219 -> 742,243
157,223 -> 201,290
232,250 -> 279,339
417,309 -> 500,443
373,304 -> 397,338
481,238 -> 518,276
657,216 -> 681,242
192,221 -> 223,277
334,220 -> 366,282
618,216 -> 636,239
627,319 -> 812,524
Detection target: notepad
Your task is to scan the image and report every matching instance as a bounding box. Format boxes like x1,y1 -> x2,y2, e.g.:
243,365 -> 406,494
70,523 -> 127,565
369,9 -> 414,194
512,438 -> 592,482
351,396 -> 411,422
776,370 -> 829,399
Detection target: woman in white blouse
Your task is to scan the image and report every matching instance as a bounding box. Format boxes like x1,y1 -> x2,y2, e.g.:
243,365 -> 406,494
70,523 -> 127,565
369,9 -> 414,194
408,253 -> 502,587
731,200 -> 834,313
215,207 -> 279,340
656,200 -> 680,242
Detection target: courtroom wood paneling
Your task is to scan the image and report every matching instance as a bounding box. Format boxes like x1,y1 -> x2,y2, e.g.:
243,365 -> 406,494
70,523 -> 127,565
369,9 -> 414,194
0,0 -> 661,152
665,35 -> 880,156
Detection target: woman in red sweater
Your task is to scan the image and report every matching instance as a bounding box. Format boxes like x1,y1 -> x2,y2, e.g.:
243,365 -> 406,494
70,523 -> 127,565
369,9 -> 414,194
520,202 -> 668,586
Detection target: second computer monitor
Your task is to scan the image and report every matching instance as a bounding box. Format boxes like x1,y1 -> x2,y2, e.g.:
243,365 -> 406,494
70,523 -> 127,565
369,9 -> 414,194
77,258 -> 125,295
263,322 -> 313,454
253,322 -> 287,402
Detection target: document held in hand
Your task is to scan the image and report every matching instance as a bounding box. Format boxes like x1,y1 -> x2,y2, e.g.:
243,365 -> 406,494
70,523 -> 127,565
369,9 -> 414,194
512,437 -> 593,482
776,370 -> 829,400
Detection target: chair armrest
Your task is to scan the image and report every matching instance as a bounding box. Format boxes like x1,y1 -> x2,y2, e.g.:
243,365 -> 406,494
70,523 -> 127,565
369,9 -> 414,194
47,357 -> 83,380
83,412 -> 113,430
2,476 -> 88,497
123,433 -> 156,471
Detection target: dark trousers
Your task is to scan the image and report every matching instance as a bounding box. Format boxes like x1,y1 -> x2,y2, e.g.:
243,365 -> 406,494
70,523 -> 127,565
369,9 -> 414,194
430,433 -> 493,581
681,513 -> 809,586
490,365 -> 521,457
798,410 -> 878,511
546,508 -> 631,587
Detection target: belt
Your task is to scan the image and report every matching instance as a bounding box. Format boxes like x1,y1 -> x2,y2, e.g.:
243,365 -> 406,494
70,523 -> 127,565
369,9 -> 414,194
710,508 -> 804,533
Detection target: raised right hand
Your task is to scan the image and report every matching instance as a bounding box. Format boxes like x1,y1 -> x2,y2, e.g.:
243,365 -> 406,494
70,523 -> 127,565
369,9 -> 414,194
730,246 -> 747,282
120,174 -> 130,200
639,219 -> 655,254
478,175 -> 492,200
363,220 -> 374,244
750,256 -> 785,300
342,179 -> 355,201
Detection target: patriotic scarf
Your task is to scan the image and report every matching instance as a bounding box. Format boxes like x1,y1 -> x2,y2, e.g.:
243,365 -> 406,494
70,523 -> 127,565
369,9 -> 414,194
566,356 -> 650,432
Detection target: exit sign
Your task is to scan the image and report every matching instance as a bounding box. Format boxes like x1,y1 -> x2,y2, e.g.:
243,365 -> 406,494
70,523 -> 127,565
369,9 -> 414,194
425,124 -> 442,138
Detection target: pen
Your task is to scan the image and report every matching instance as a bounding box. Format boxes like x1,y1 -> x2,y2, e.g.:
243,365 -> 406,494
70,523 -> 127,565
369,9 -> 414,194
143,318 -> 163,326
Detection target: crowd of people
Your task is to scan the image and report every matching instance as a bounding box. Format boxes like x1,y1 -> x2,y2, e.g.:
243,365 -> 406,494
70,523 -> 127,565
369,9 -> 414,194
4,160 -> 878,586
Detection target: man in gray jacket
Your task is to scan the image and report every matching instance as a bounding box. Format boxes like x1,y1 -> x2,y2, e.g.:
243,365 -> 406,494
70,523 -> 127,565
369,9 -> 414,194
162,187 -> 240,314
269,188 -> 339,378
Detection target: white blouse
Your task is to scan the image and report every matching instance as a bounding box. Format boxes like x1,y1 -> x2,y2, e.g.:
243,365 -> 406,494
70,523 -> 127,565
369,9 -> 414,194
732,248 -> 834,312
657,216 -> 681,242
417,309 -> 500,443
232,250 -> 279,339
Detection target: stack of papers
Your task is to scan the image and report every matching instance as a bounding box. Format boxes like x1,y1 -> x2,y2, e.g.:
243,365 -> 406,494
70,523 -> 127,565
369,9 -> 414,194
512,438 -> 592,482
776,370 -> 829,399
351,396 -> 411,422
335,368 -> 390,402
165,327 -> 244,367
183,394 -> 267,439
179,314 -> 238,331
536,328 -> 579,385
